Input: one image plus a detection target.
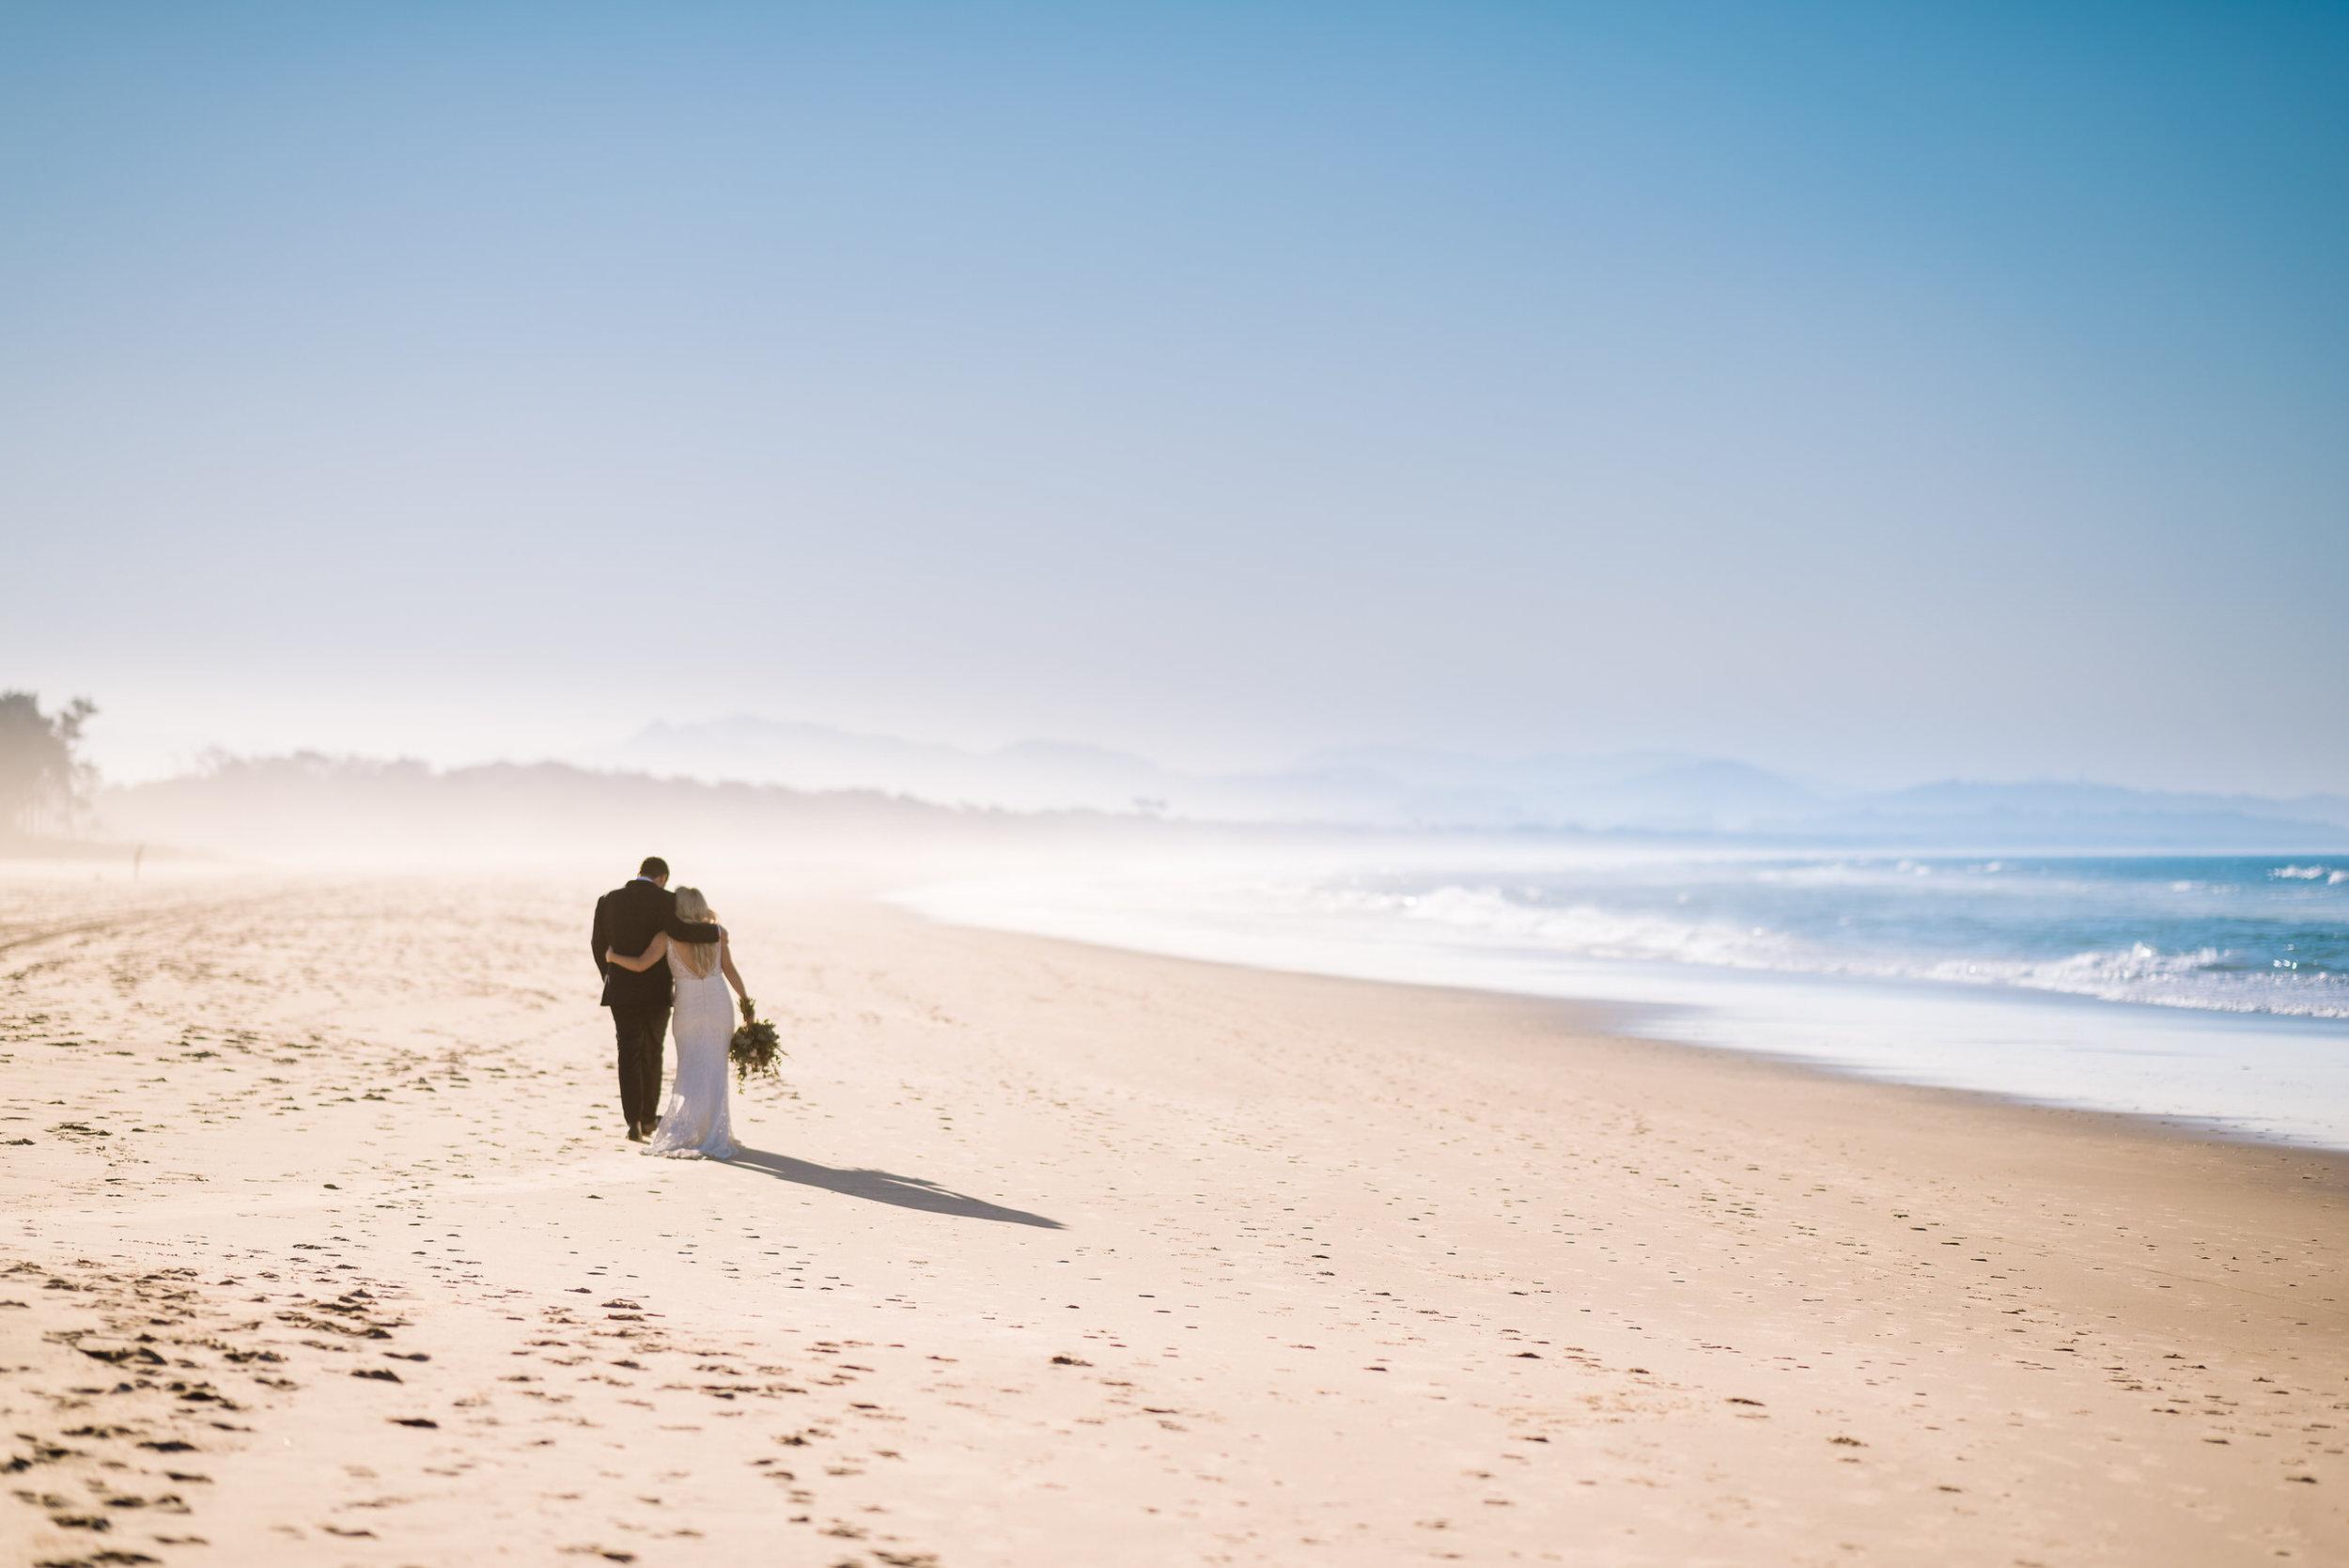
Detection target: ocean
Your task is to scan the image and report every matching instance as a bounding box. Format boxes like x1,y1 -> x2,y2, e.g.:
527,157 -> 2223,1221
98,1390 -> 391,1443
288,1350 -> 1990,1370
896,847 -> 2349,1150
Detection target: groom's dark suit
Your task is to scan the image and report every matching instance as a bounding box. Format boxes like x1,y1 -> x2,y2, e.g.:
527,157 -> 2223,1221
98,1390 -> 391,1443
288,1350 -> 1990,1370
592,877 -> 724,1134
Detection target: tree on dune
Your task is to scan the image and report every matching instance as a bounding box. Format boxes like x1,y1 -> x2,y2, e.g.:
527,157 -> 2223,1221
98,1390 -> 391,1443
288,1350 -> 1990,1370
0,691 -> 98,841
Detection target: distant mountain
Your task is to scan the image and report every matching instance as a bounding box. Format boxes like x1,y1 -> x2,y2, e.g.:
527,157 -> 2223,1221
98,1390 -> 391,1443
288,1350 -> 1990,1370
608,717 -> 2349,846
612,718 -> 1180,814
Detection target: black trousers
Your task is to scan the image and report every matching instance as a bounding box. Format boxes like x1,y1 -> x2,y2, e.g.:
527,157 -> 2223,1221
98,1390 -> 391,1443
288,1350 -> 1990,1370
609,1003 -> 670,1129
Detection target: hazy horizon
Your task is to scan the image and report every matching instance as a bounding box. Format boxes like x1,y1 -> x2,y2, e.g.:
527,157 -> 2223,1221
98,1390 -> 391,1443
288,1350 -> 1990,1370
50,704 -> 2349,807
70,707 -> 2349,856
6,3 -> 2344,798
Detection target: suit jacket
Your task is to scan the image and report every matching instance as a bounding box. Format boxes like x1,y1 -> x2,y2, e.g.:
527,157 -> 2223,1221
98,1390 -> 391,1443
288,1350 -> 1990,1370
591,879 -> 725,1009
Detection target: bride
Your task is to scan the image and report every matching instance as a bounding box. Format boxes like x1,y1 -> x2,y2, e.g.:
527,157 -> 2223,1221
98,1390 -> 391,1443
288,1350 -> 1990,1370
603,886 -> 748,1159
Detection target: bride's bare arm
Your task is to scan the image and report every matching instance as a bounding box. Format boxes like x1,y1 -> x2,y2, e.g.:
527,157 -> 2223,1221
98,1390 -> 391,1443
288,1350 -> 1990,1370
604,931 -> 670,971
720,934 -> 748,1000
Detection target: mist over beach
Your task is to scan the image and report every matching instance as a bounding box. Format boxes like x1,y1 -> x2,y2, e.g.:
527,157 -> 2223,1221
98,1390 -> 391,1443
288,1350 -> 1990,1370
4,3 -> 2347,1564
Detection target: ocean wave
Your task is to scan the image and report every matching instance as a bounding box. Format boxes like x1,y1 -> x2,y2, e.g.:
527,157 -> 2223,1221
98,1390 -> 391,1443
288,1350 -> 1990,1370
1289,881 -> 2349,1018
1921,944 -> 2349,1016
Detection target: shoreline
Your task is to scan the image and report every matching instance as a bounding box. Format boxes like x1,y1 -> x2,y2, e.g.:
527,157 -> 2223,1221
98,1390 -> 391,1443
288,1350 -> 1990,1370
4,869 -> 2344,1564
891,877 -> 2349,1153
1002,918 -> 2349,1162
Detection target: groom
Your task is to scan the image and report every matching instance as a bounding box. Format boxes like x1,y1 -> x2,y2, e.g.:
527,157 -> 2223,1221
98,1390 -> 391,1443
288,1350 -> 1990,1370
591,856 -> 725,1141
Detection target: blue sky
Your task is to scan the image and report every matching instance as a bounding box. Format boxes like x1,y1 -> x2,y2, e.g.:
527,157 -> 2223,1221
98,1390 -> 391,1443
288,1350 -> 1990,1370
2,1 -> 2343,792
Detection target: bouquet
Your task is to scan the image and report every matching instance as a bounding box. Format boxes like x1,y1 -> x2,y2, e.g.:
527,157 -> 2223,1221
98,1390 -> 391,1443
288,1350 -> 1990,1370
728,996 -> 786,1087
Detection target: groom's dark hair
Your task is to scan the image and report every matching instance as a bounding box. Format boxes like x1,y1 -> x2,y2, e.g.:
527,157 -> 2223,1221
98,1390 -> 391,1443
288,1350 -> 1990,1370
639,856 -> 669,879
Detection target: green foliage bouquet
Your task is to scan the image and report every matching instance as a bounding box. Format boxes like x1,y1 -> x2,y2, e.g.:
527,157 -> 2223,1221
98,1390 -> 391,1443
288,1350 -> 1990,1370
728,995 -> 786,1087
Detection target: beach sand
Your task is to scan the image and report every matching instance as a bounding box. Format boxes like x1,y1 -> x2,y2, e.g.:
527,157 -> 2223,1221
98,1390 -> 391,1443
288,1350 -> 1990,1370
2,866 -> 2344,1566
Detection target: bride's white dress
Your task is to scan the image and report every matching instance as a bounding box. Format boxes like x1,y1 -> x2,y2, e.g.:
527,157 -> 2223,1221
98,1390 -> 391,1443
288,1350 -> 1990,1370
644,949 -> 738,1159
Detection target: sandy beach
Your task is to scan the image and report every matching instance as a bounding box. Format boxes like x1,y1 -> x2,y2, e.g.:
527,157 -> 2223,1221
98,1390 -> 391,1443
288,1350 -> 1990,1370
3,864 -> 2344,1566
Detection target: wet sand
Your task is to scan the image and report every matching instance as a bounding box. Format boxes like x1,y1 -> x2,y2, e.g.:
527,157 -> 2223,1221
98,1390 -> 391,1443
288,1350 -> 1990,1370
2,866 -> 2344,1565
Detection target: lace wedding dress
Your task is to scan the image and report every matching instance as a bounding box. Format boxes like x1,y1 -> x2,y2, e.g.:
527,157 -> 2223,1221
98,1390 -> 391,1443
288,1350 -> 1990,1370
644,947 -> 738,1159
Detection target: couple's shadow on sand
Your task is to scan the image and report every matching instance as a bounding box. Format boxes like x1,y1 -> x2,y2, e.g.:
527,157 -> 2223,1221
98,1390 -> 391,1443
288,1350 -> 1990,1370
719,1147 -> 1065,1231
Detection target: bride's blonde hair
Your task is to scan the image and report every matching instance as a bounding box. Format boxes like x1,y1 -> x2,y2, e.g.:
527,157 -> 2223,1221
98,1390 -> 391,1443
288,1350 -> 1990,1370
672,887 -> 720,979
